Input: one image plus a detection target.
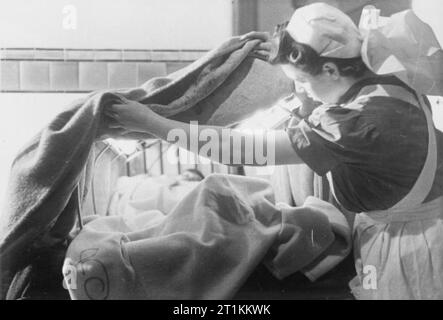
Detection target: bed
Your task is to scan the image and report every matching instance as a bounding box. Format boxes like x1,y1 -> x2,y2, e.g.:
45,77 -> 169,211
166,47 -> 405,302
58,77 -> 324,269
75,139 -> 356,300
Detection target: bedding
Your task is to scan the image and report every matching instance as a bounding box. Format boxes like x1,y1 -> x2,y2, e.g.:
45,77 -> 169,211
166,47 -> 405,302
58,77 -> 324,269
64,174 -> 351,300
0,34 -> 352,300
0,36 -> 293,298
108,174 -> 201,217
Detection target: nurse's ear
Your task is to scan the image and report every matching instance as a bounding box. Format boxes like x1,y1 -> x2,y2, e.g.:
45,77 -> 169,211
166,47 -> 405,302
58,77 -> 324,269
322,62 -> 340,80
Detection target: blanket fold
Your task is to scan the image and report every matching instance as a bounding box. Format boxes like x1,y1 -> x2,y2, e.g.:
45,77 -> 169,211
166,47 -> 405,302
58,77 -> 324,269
64,174 -> 350,300
0,36 -> 293,298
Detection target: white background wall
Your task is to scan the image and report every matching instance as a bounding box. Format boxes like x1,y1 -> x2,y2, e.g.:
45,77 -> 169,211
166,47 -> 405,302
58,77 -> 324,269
0,0 -> 233,49
257,0 -> 294,32
412,0 -> 443,45
0,94 -> 84,208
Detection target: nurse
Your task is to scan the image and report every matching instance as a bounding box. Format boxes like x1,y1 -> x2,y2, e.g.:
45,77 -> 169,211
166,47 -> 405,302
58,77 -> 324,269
108,3 -> 443,299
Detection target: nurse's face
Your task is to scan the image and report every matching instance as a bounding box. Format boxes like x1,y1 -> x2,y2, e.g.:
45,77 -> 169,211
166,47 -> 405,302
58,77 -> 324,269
280,62 -> 342,104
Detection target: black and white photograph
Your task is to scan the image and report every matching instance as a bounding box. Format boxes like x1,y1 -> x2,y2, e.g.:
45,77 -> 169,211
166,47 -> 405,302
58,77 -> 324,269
1,0 -> 443,305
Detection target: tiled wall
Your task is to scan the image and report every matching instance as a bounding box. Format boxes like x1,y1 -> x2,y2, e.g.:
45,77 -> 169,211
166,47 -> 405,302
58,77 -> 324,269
0,48 -> 206,92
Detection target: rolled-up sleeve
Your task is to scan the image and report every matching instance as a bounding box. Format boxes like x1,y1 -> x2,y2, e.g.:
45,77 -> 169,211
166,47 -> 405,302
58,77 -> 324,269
286,119 -> 340,176
286,104 -> 371,176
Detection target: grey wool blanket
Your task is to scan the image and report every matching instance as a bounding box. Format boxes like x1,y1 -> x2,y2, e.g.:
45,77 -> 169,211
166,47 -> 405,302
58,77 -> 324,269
0,36 -> 293,298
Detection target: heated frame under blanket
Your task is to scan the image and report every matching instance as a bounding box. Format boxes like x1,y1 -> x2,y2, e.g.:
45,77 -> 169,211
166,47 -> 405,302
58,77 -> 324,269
65,174 -> 351,300
0,36 -> 351,299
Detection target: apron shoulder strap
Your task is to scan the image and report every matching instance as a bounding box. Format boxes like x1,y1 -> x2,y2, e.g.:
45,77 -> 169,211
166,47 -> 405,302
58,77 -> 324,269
353,79 -> 438,210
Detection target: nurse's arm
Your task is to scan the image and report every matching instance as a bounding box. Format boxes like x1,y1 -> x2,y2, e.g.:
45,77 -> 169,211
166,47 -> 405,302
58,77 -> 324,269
149,115 -> 303,166
110,102 -> 303,166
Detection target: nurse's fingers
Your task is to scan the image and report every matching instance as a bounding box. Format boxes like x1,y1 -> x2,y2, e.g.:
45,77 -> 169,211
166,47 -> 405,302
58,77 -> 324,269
104,107 -> 118,115
118,96 -> 132,104
107,117 -> 123,128
255,42 -> 273,51
251,51 -> 270,61
108,104 -> 129,116
240,31 -> 271,42
253,49 -> 271,57
110,103 -> 129,111
104,110 -> 119,121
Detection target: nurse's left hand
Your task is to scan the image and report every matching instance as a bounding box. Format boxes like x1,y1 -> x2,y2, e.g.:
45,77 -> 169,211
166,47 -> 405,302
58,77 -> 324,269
106,98 -> 154,133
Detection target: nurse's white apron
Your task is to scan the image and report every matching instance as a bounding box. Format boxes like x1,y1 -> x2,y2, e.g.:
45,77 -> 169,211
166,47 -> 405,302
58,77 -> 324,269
328,84 -> 443,299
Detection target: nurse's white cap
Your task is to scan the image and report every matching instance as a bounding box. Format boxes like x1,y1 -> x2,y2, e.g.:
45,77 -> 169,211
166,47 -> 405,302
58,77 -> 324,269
286,3 -> 362,58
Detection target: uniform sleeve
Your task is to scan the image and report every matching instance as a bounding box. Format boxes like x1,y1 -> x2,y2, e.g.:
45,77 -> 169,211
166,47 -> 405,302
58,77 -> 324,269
286,103 -> 377,176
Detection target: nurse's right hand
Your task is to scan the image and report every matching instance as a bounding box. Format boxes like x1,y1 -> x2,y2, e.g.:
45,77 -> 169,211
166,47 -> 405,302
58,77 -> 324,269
240,31 -> 271,42
240,31 -> 273,59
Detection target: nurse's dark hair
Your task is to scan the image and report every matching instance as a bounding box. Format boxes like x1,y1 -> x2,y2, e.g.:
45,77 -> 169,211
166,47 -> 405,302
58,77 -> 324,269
268,29 -> 368,78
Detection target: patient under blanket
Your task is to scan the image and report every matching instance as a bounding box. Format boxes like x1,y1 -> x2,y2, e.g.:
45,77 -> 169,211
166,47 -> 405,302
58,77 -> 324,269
64,174 -> 351,300
108,172 -> 203,217
1,34 -> 349,299
0,35 -> 294,298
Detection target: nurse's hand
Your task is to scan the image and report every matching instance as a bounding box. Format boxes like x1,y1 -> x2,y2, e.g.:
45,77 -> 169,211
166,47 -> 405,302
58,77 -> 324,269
240,31 -> 271,42
106,98 -> 155,133
240,31 -> 274,59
